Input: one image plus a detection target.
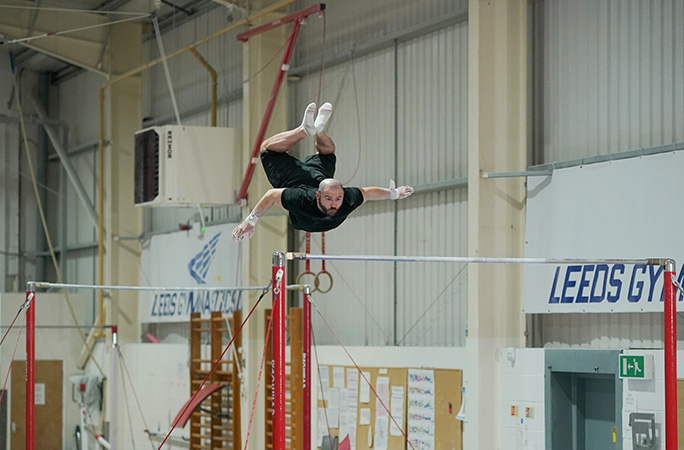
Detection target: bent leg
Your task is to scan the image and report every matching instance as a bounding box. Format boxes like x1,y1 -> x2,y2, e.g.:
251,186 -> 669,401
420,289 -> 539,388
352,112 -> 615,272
314,131 -> 335,155
261,102 -> 316,152
261,127 -> 308,152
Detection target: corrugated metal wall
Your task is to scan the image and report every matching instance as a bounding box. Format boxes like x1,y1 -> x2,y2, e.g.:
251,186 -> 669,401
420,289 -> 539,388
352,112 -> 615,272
142,11 -> 245,233
1,122 -> 20,292
531,0 -> 684,349
532,0 -> 684,163
293,20 -> 469,347
294,0 -> 468,70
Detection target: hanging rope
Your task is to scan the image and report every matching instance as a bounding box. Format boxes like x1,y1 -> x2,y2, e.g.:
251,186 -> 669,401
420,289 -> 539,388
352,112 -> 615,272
157,282 -> 271,449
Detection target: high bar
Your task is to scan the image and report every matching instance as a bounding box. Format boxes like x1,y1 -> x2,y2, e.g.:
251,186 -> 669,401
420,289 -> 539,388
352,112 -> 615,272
31,282 -> 269,292
286,253 -> 664,266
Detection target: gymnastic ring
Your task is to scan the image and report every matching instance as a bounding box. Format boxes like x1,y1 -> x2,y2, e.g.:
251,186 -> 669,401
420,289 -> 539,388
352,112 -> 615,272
314,271 -> 334,294
296,271 -> 318,292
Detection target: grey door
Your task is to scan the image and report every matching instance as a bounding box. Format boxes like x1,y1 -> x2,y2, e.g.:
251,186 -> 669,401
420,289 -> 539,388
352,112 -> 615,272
580,374 -> 616,449
546,349 -> 621,450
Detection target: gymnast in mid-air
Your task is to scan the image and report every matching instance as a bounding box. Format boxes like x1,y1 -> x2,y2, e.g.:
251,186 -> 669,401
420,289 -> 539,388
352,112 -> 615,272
232,102 -> 414,241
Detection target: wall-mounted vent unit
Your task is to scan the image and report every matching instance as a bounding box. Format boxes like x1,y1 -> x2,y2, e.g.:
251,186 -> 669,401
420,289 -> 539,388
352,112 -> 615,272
134,125 -> 242,207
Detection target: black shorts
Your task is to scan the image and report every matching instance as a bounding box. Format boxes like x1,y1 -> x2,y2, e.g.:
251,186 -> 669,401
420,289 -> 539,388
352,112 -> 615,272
260,150 -> 336,189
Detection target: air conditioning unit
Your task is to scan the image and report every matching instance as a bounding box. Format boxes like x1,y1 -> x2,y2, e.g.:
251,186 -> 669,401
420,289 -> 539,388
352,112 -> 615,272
134,125 -> 242,207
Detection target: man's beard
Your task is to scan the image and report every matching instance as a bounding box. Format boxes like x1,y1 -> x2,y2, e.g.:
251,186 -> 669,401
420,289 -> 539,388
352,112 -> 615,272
317,198 -> 339,216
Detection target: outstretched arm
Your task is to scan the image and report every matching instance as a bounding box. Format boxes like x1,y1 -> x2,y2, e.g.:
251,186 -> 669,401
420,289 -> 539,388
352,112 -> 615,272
360,180 -> 414,203
232,188 -> 285,241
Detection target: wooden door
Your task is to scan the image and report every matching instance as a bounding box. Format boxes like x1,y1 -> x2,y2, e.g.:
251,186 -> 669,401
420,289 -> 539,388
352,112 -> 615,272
11,360 -> 62,450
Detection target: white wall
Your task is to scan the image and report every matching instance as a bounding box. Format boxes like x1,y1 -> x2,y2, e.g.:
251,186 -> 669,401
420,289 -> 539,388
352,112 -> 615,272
497,347 -> 684,450
0,291 -> 98,450
117,343 -> 190,450
498,348 -> 545,450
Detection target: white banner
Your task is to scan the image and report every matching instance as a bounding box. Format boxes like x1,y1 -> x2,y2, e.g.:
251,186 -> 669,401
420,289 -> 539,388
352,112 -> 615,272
522,151 -> 684,313
138,223 -> 242,322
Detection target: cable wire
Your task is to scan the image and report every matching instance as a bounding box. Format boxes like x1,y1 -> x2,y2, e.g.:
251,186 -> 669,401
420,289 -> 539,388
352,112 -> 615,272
242,305 -> 275,450
0,311 -> 27,415
0,301 -> 26,348
117,346 -> 156,449
157,282 -> 271,449
310,294 -> 416,450
118,346 -> 143,450
11,68 -> 106,378
0,14 -> 150,45
311,327 -> 334,447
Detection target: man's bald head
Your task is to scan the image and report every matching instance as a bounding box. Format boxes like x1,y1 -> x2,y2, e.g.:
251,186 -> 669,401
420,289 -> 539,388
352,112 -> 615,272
318,178 -> 343,194
316,178 -> 344,216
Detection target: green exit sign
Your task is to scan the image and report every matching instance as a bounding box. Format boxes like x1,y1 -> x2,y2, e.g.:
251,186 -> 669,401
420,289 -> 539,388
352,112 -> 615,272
619,354 -> 654,379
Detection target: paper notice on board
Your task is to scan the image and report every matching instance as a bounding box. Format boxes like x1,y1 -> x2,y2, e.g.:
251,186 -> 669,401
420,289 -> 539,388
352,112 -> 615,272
318,408 -> 328,446
360,371 -> 371,403
374,416 -> 389,450
333,366 -> 346,388
407,369 -> 435,450
319,366 -> 330,400
360,408 -> 371,425
347,369 -> 359,401
346,370 -> 359,450
389,386 -> 405,436
375,377 -> 391,418
35,383 -> 45,405
339,388 -> 349,439
327,387 -> 340,428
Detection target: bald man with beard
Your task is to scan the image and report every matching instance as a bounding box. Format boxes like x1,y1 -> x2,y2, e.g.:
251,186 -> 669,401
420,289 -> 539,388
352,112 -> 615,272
232,102 -> 414,241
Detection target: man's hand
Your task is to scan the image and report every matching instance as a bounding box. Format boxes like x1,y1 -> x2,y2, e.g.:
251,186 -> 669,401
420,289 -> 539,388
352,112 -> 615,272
232,222 -> 255,241
389,179 -> 414,199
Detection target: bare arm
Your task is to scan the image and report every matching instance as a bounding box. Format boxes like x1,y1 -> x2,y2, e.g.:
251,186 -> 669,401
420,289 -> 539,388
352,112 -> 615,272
231,188 -> 285,241
360,182 -> 413,203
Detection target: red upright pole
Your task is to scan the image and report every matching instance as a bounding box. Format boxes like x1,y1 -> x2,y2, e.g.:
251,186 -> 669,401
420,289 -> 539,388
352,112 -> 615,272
236,20 -> 303,204
26,283 -> 35,450
664,260 -> 677,450
272,253 -> 287,450
303,285 -> 312,450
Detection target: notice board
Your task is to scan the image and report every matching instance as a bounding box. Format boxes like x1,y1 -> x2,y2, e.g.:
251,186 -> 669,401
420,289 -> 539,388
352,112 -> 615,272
316,366 -> 462,450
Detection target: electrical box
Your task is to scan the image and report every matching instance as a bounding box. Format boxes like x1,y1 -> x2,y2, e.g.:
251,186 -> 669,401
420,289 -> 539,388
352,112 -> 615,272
134,125 -> 242,207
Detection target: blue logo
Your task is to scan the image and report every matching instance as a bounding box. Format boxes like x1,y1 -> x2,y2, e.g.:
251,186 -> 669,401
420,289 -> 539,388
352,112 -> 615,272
188,233 -> 221,284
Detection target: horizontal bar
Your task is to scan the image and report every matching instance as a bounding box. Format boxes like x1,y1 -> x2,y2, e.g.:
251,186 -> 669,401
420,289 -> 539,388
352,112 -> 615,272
286,253 -> 662,266
0,324 -> 114,329
32,282 -> 269,292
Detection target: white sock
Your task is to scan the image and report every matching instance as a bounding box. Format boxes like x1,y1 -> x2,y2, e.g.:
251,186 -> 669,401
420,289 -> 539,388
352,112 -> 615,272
314,102 -> 333,134
301,102 -> 317,136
